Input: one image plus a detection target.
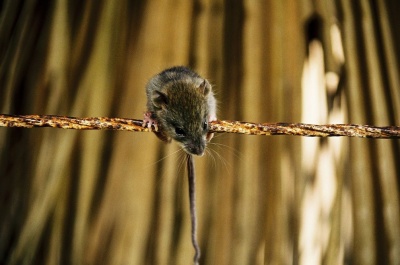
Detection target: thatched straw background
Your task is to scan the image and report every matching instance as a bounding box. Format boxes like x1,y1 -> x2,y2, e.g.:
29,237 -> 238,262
1,1 -> 400,264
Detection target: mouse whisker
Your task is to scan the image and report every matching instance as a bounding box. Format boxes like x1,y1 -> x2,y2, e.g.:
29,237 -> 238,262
171,148 -> 188,187
206,145 -> 233,175
209,141 -> 243,161
144,147 -> 183,168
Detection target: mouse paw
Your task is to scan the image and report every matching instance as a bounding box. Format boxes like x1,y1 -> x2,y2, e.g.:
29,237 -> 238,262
208,114 -> 217,122
206,115 -> 216,141
142,112 -> 158,131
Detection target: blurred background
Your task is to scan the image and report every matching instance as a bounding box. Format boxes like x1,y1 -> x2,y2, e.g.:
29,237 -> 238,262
1,1 -> 400,264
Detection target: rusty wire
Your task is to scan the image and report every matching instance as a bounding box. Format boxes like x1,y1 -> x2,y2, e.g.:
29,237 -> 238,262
0,114 -> 399,138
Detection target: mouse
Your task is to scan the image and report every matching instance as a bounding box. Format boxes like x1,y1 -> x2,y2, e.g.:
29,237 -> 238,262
142,66 -> 217,156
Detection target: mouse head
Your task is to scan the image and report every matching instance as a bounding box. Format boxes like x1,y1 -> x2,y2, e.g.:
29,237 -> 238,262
151,79 -> 212,156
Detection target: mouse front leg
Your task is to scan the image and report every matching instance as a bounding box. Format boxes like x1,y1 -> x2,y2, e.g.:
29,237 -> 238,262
142,111 -> 158,132
142,111 -> 172,143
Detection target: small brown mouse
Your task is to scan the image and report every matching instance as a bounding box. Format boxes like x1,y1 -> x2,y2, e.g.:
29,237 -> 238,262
143,66 -> 217,156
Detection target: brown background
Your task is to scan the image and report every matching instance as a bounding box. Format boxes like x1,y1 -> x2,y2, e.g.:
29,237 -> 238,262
1,1 -> 400,264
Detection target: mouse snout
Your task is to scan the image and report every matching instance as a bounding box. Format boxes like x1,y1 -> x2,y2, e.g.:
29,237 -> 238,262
185,141 -> 206,156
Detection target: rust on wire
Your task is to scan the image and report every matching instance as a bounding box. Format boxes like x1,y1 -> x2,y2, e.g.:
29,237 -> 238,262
0,114 -> 400,138
0,114 -> 147,132
210,120 -> 400,138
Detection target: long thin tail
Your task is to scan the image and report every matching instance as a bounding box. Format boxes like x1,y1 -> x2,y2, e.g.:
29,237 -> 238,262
187,154 -> 201,264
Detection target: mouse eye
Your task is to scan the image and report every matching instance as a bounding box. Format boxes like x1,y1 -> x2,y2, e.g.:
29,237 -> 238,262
175,127 -> 186,137
203,121 -> 208,131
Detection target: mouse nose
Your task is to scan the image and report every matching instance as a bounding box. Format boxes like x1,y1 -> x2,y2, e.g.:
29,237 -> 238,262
186,143 -> 205,156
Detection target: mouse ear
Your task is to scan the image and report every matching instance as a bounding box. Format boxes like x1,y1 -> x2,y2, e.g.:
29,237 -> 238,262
151,90 -> 168,108
198,79 -> 211,96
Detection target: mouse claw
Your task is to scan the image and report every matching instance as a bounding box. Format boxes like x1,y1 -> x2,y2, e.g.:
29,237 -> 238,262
143,112 -> 158,132
206,115 -> 216,141
206,132 -> 214,142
